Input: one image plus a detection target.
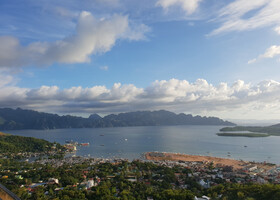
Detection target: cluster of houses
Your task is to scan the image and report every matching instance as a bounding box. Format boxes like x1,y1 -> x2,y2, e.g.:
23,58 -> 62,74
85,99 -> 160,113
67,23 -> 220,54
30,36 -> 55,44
149,159 -> 280,188
0,144 -> 64,160
1,155 -> 280,200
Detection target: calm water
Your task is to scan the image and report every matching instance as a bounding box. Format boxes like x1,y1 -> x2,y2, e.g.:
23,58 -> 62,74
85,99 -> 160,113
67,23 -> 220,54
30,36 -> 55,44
6,125 -> 280,164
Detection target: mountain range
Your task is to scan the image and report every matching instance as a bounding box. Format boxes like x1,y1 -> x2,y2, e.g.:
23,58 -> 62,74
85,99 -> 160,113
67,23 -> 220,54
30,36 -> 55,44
0,108 -> 235,130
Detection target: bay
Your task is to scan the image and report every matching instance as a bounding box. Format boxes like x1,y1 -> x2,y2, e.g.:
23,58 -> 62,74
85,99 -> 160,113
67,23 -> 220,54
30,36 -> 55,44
6,125 -> 280,164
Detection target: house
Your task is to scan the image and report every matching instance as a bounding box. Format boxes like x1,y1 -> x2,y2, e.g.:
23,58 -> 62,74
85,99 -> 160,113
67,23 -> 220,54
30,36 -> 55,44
199,179 -> 210,188
195,195 -> 211,200
86,180 -> 95,189
48,178 -> 59,184
246,165 -> 258,172
126,176 -> 137,182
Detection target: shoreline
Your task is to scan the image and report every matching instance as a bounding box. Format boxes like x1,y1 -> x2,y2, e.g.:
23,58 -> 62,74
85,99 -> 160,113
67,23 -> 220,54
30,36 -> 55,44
145,152 -> 275,170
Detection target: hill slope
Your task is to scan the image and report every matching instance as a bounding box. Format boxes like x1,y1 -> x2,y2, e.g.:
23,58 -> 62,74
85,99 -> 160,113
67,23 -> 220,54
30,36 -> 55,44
0,132 -> 59,153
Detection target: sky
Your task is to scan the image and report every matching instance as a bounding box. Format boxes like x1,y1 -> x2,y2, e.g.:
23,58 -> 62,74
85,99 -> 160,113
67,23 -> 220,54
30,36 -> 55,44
1,0 -> 280,122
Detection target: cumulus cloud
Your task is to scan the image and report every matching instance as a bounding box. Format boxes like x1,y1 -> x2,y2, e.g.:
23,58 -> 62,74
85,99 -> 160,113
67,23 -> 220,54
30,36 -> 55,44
248,45 -> 280,63
211,0 -> 280,35
156,0 -> 203,15
0,11 -> 149,68
2,77 -> 280,119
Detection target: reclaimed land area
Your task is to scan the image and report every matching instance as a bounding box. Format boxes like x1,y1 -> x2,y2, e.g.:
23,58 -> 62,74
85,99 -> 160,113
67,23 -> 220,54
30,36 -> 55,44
145,152 -> 274,171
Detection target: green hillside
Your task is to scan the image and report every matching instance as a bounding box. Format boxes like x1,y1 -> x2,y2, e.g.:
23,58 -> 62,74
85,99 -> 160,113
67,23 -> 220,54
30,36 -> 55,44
0,132 -> 59,153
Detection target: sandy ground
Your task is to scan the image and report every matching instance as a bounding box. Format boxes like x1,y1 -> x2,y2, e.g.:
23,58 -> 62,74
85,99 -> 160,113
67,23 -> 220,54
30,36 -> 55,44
145,152 -> 250,170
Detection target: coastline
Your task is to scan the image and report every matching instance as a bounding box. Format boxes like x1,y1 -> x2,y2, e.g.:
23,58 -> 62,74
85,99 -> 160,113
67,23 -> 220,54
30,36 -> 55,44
145,152 -> 275,170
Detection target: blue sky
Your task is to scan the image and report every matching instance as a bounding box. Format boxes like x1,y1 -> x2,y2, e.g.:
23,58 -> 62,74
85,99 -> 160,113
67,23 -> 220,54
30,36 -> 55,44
1,0 -> 280,122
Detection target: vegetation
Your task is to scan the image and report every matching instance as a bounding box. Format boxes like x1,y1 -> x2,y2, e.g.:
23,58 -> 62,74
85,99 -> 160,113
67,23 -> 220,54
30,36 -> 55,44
0,108 -> 235,130
217,132 -> 269,137
207,183 -> 280,200
0,132 -> 65,156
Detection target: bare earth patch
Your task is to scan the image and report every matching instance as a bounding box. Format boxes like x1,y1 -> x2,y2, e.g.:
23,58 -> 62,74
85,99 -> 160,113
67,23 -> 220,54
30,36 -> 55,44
145,152 -> 274,170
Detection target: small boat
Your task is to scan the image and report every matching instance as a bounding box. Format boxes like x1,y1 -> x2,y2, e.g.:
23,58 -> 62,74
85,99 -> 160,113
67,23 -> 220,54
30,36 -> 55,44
100,134 -> 104,136
244,145 -> 247,148
125,139 -> 128,141
80,142 -> 89,146
100,144 -> 105,146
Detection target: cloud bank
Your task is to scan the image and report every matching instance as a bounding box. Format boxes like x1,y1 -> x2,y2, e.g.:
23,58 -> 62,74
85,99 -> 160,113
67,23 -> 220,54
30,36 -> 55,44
2,78 -> 280,120
0,11 -> 149,68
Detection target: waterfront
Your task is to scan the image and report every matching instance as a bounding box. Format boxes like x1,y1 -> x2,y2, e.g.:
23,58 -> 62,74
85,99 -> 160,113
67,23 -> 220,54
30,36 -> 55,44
6,125 -> 280,164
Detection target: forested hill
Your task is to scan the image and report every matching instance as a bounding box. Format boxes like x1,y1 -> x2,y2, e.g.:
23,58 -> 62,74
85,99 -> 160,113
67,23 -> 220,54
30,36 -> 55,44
0,132 -> 60,153
0,108 -> 235,130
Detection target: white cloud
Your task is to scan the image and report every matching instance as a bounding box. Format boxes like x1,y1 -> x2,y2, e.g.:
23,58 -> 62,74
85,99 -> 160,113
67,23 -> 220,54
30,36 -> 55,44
248,45 -> 280,63
156,0 -> 203,15
261,45 -> 280,58
275,26 -> 280,35
2,77 -> 280,119
0,74 -> 14,87
0,11 -> 149,68
27,86 -> 59,100
211,0 -> 280,35
54,6 -> 79,18
100,66 -> 109,71
247,58 -> 257,64
123,23 -> 151,41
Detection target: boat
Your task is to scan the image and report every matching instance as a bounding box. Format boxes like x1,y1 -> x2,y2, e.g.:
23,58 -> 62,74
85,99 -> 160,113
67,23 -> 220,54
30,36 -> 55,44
80,142 -> 90,146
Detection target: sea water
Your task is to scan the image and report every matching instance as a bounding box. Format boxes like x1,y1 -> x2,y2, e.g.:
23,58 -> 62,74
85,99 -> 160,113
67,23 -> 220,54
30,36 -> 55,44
7,125 -> 280,164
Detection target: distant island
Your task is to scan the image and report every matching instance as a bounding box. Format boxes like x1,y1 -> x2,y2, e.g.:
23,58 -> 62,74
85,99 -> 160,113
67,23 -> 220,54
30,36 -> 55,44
0,108 -> 235,130
218,124 -> 280,137
217,132 -> 269,137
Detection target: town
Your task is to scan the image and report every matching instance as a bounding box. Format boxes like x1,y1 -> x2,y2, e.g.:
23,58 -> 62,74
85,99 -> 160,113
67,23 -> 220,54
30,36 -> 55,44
1,152 -> 280,200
